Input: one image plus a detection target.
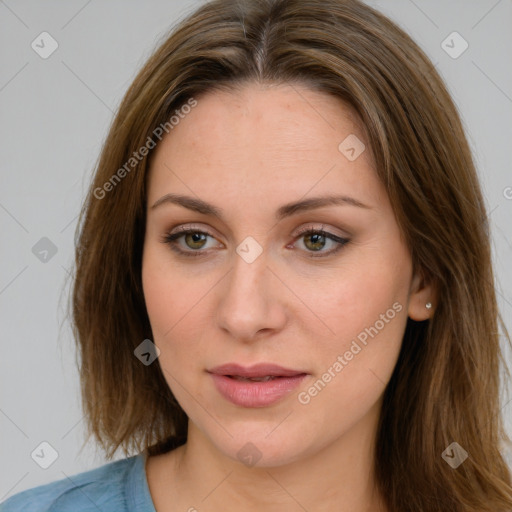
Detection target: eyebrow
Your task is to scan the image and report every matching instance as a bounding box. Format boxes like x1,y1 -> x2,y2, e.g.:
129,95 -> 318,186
150,193 -> 371,221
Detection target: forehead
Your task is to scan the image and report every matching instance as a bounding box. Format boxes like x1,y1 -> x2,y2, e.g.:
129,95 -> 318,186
157,82 -> 366,158
147,82 -> 383,210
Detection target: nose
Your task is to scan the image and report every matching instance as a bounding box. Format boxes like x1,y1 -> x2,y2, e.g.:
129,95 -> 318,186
215,247 -> 287,342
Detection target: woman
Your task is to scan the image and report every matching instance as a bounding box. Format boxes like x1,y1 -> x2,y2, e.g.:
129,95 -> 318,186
2,0 -> 511,510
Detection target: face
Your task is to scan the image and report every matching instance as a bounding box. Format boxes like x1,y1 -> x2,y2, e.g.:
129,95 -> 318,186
142,82 -> 427,468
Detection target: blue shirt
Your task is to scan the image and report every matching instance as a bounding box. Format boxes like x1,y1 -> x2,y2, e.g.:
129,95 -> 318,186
0,451 -> 156,512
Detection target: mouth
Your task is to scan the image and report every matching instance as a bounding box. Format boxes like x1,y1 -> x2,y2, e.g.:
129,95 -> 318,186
207,363 -> 309,407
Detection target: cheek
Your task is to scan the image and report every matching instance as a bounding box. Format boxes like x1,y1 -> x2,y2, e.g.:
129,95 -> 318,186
142,262 -> 174,338
301,254 -> 410,350
295,248 -> 410,403
294,296 -> 407,449
142,244 -> 204,338
141,248 -> 211,382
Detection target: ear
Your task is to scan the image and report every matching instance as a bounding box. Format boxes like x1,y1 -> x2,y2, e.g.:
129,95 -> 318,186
408,268 -> 436,321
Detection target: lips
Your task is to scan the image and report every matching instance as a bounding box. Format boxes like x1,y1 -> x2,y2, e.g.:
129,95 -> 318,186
207,363 -> 308,407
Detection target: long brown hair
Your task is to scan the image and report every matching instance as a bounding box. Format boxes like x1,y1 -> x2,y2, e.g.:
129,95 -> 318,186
70,0 -> 512,509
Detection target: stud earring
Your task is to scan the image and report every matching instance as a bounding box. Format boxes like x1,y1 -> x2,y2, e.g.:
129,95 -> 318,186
425,302 -> 432,309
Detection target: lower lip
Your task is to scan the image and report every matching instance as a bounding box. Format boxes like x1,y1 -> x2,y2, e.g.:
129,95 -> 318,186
210,373 -> 307,408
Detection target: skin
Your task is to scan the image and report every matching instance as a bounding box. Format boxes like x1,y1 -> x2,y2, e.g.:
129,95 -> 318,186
141,82 -> 434,512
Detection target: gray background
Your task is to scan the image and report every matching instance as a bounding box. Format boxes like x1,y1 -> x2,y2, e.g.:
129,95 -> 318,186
1,0 -> 511,499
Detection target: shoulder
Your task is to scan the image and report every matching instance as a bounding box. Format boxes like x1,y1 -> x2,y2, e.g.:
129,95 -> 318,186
0,454 -> 144,512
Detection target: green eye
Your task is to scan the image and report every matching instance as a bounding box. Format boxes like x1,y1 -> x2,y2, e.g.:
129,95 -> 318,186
293,229 -> 350,257
182,232 -> 208,250
163,229 -> 216,257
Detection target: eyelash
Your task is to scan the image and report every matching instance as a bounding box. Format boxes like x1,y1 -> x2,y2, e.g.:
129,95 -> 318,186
161,225 -> 350,259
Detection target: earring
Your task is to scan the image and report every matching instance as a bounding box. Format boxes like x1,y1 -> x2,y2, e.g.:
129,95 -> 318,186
425,302 -> 432,309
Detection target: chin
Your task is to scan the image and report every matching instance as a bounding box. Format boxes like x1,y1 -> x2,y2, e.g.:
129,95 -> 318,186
206,421 -> 316,469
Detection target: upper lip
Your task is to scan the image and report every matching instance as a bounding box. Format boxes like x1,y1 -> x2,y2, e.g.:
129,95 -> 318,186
208,363 -> 307,378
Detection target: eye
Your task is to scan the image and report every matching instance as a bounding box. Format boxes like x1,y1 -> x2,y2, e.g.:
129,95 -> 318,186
291,225 -> 350,258
161,226 -> 221,257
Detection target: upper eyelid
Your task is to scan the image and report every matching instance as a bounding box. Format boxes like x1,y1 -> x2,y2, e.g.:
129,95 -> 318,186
168,222 -> 349,239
